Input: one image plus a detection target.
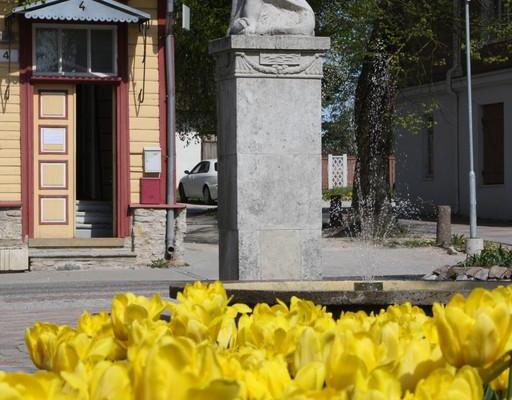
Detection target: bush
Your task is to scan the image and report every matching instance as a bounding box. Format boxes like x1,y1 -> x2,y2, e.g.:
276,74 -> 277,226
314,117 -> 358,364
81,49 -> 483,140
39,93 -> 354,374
322,186 -> 353,201
462,245 -> 512,268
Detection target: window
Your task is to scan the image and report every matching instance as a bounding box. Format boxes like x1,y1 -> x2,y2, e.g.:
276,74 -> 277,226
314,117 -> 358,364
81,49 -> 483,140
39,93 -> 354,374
424,114 -> 435,179
190,162 -> 203,174
34,26 -> 116,76
482,103 -> 504,185
197,162 -> 210,174
190,162 -> 209,174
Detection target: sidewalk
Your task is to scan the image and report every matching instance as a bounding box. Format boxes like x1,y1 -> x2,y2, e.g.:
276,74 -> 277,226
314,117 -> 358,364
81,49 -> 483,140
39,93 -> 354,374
400,219 -> 512,245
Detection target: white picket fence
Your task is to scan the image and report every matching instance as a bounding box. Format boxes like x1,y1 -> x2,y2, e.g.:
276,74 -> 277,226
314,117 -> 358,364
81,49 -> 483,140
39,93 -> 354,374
327,154 -> 348,189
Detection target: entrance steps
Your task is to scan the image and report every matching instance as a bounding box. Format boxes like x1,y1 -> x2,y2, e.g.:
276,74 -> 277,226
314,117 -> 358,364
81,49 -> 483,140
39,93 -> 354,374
75,200 -> 113,238
28,238 -> 137,271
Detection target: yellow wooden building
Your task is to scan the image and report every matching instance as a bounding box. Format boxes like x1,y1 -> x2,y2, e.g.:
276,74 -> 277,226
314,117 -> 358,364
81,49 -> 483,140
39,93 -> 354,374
0,0 -> 185,270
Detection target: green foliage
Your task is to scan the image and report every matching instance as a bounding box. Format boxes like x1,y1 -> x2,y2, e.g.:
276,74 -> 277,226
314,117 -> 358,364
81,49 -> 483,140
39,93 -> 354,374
451,233 -> 466,251
149,258 -> 169,269
322,186 -> 353,201
462,245 -> 512,268
174,0 -> 231,140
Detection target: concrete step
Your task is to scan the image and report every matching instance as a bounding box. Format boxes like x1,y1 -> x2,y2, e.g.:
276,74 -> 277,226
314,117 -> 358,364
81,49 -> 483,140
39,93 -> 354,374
75,229 -> 114,239
76,222 -> 112,229
29,248 -> 135,258
29,247 -> 137,271
29,238 -> 125,248
75,215 -> 112,224
75,201 -> 113,212
75,210 -> 113,221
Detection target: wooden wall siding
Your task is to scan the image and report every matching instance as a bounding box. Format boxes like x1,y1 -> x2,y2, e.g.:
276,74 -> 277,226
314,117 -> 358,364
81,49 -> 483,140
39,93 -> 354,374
127,0 -> 161,204
0,4 -> 21,202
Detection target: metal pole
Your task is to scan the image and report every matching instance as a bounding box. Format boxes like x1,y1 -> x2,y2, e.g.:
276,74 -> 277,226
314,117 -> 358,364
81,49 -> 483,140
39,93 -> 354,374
465,0 -> 478,239
165,0 -> 176,256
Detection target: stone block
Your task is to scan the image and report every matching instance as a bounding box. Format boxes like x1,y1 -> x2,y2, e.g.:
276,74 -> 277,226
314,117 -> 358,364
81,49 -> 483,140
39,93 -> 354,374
0,208 -> 22,241
212,35 -> 329,281
132,208 -> 167,267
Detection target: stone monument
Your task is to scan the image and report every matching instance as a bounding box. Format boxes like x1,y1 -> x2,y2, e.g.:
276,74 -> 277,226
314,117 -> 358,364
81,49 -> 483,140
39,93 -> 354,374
210,0 -> 330,280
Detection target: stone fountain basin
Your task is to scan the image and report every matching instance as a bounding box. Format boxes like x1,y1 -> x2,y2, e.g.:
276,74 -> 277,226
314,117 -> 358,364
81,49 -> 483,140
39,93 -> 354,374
169,280 -> 512,314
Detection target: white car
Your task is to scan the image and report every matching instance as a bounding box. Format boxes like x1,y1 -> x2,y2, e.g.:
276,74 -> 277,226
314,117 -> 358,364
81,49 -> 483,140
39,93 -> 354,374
178,159 -> 218,204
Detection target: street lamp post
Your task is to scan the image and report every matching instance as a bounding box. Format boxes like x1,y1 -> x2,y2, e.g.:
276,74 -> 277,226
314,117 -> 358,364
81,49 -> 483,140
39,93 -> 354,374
464,0 -> 484,255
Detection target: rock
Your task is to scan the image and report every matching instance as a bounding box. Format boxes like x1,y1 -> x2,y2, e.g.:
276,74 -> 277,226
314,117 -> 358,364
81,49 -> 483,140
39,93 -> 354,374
505,269 -> 512,280
447,246 -> 459,255
451,267 -> 467,277
489,266 -> 509,280
423,273 -> 438,281
474,269 -> 490,281
465,267 -> 483,278
432,265 -> 457,280
455,274 -> 470,281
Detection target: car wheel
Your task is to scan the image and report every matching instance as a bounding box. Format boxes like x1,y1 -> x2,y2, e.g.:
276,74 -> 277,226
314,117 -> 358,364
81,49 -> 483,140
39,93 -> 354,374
179,184 -> 187,202
203,186 -> 213,205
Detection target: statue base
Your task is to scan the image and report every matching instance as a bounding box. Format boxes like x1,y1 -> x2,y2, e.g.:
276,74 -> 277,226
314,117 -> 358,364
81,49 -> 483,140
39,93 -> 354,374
210,35 -> 330,281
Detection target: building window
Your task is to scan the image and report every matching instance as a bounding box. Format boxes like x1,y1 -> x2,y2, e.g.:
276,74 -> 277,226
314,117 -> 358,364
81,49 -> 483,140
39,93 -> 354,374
34,25 -> 117,76
424,114 -> 435,179
482,103 -> 504,185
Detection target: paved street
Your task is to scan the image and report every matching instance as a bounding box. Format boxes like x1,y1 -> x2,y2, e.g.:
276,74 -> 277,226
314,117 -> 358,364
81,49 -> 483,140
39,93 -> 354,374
1,204 -> 505,371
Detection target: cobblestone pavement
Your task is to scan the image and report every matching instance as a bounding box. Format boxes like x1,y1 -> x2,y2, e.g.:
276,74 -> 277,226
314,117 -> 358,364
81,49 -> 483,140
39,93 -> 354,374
0,280 -> 187,371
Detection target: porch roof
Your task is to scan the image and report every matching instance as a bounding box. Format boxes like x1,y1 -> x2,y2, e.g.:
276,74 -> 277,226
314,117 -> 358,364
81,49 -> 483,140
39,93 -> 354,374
10,0 -> 150,24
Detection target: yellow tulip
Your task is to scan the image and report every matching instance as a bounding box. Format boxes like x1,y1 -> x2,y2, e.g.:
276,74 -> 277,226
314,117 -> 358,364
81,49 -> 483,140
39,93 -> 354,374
293,362 -> 326,392
111,293 -> 167,341
77,312 -> 112,337
352,369 -> 402,400
433,289 -> 512,368
88,361 -> 133,400
411,366 -> 483,400
0,370 -> 72,400
394,337 -> 445,392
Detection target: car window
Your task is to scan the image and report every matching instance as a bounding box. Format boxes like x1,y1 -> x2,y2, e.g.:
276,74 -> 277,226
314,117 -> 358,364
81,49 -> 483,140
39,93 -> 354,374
214,162 -> 218,172
197,162 -> 210,174
190,162 -> 203,174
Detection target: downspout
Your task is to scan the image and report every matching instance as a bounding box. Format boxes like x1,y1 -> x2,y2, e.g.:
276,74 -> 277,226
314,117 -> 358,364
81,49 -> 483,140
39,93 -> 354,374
446,0 -> 462,214
165,0 -> 176,257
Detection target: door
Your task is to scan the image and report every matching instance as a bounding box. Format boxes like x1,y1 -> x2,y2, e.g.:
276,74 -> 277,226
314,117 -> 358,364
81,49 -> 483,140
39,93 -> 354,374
33,85 -> 76,238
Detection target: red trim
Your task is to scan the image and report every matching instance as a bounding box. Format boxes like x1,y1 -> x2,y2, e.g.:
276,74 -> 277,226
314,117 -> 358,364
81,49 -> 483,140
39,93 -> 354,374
0,202 -> 22,208
20,18 -> 131,239
38,90 -> 69,120
39,125 -> 68,154
20,17 -> 34,240
129,203 -> 187,210
39,195 -> 68,225
38,160 -> 69,190
31,76 -> 121,84
158,0 -> 168,204
116,24 -> 131,238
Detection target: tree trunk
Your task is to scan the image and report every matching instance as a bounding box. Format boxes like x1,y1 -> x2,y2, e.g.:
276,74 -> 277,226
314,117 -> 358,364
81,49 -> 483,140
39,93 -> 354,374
352,39 -> 397,238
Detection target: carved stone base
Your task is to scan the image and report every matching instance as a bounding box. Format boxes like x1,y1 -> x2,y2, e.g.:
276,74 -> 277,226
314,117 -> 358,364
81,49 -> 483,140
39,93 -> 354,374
210,35 -> 330,281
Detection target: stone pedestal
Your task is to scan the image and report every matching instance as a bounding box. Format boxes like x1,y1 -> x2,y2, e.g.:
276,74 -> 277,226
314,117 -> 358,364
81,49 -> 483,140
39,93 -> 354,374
210,35 -> 330,281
